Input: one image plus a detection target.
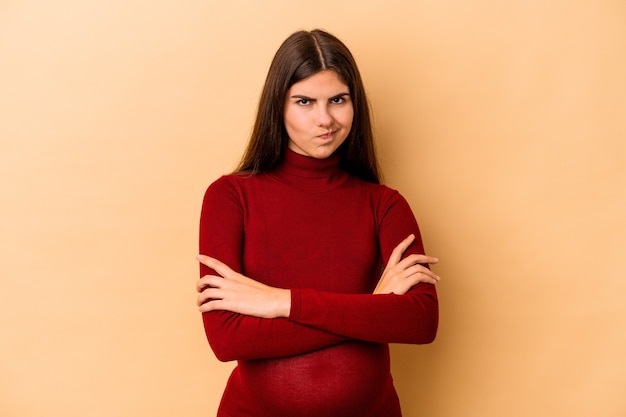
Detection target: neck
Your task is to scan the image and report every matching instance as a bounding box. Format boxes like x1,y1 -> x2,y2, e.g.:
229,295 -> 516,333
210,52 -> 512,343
269,149 -> 348,192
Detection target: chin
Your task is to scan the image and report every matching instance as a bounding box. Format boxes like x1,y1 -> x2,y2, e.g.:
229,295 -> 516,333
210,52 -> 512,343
310,149 -> 337,159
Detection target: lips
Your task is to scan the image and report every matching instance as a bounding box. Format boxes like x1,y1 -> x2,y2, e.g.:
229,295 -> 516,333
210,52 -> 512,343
317,131 -> 335,140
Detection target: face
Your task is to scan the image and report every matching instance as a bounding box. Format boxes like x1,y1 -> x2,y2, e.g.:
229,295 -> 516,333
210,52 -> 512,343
283,70 -> 354,159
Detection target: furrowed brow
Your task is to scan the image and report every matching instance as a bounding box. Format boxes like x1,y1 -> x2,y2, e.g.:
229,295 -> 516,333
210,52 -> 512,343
290,93 -> 350,100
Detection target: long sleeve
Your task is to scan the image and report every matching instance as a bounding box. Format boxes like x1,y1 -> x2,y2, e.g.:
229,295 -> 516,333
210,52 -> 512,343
199,176 -> 348,362
202,150 -> 436,416
288,191 -> 438,344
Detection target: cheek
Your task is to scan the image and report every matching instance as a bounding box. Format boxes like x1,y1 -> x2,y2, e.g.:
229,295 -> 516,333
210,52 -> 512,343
341,107 -> 355,127
284,110 -> 308,133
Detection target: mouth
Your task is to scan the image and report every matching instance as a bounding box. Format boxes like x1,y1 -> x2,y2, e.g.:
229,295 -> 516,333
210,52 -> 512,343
317,130 -> 336,140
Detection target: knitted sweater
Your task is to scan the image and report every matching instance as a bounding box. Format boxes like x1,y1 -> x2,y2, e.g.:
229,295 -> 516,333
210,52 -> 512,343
199,149 -> 438,416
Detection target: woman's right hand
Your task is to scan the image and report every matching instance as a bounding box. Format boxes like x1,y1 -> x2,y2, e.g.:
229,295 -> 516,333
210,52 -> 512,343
374,234 -> 440,295
196,255 -> 291,318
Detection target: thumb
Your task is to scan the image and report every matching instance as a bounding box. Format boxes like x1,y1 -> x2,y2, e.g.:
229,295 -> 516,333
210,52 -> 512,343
197,254 -> 232,278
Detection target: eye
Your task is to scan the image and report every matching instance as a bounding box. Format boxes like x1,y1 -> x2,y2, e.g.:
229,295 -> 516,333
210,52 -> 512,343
330,95 -> 349,104
296,98 -> 311,106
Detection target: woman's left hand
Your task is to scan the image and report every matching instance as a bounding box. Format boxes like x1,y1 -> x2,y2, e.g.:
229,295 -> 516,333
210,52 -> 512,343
196,255 -> 291,318
374,234 -> 440,295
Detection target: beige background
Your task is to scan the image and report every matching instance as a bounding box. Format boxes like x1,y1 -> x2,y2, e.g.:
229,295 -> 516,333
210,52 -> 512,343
2,1 -> 625,416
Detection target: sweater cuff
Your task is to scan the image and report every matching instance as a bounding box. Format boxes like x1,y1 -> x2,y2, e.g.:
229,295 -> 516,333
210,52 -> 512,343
289,288 -> 302,321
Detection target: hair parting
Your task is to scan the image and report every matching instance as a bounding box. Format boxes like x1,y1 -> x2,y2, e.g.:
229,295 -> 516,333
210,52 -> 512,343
235,29 -> 381,184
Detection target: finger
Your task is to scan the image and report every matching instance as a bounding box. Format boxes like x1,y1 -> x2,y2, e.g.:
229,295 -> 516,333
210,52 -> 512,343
408,275 -> 439,288
403,265 -> 441,282
408,253 -> 440,264
197,287 -> 223,306
387,259 -> 440,282
397,272 -> 440,292
414,273 -> 440,285
196,276 -> 212,292
399,253 -> 439,268
393,256 -> 429,273
388,234 -> 415,266
198,298 -> 227,313
197,254 -> 233,278
196,275 -> 223,292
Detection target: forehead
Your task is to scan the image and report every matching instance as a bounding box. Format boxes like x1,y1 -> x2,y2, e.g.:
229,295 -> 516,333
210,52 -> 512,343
288,70 -> 349,96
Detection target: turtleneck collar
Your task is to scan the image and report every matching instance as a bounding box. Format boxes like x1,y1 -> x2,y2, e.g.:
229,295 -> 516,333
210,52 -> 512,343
269,149 -> 349,192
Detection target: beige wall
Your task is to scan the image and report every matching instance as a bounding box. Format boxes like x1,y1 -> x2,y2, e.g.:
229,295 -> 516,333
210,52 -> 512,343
1,1 -> 625,416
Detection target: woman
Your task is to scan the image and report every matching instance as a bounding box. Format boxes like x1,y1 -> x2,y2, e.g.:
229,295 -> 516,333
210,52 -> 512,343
196,29 -> 440,417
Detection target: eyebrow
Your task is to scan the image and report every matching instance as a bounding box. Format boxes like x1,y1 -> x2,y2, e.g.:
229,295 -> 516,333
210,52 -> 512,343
289,92 -> 351,100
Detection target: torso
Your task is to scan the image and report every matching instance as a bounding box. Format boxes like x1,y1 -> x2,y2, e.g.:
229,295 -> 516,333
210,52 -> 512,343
204,151 -> 411,416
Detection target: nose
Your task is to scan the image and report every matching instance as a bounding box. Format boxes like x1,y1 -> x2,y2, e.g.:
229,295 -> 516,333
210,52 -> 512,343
315,105 -> 333,127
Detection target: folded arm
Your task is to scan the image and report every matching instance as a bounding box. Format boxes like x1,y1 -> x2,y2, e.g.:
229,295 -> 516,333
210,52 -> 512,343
199,177 -> 349,362
199,180 -> 440,358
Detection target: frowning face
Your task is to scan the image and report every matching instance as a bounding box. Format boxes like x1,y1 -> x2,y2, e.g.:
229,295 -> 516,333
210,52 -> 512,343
284,70 -> 354,159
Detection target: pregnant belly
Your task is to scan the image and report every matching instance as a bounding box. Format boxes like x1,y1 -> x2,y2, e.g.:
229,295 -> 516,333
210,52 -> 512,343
224,341 -> 397,417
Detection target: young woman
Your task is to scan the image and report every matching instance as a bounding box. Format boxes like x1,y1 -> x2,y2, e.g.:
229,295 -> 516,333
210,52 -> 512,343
196,29 -> 440,417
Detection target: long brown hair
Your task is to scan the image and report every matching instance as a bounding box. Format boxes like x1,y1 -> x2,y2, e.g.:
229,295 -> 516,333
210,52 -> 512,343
235,29 -> 381,184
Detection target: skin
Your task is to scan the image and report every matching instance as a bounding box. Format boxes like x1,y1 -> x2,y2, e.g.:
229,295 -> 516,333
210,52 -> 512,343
196,70 -> 441,317
284,70 -> 354,159
196,235 -> 440,318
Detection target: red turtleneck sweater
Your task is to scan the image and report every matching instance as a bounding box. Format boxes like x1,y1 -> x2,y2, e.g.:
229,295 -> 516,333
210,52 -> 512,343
199,149 -> 438,417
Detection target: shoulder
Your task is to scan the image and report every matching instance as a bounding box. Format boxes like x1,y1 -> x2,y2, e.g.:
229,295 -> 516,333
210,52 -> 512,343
203,171 -> 272,203
205,172 -> 258,192
205,174 -> 236,195
358,180 -> 405,204
202,173 -> 249,202
354,180 -> 415,221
